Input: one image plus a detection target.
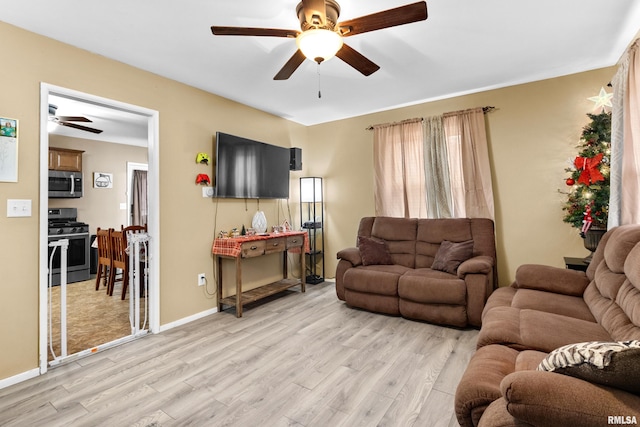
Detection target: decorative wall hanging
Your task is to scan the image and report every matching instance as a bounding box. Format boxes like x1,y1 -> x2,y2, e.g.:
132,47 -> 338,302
0,117 -> 18,182
93,172 -> 113,188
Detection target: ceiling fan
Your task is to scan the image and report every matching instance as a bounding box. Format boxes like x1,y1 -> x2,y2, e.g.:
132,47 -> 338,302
211,0 -> 428,80
48,104 -> 103,134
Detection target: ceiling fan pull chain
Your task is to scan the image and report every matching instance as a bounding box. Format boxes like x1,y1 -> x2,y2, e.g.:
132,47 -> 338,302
317,63 -> 322,99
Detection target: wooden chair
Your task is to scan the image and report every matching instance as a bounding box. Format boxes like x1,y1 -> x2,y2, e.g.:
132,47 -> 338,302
108,230 -> 129,298
120,224 -> 148,299
94,228 -> 113,291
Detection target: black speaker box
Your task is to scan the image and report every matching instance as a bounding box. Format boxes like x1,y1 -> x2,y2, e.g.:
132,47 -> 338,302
290,147 -> 302,171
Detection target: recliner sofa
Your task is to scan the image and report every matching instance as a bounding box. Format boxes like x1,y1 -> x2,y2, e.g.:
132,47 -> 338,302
335,216 -> 497,328
455,224 -> 640,427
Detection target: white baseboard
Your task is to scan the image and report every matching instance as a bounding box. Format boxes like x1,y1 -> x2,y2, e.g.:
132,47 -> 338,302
159,307 -> 218,333
0,368 -> 40,390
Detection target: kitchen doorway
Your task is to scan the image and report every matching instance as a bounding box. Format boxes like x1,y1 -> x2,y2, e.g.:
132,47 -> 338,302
39,84 -> 160,373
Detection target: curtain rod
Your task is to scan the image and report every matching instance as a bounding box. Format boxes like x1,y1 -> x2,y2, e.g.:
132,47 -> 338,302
366,106 -> 496,130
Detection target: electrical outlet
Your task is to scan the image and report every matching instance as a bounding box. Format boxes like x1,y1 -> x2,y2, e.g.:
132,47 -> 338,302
198,273 -> 206,286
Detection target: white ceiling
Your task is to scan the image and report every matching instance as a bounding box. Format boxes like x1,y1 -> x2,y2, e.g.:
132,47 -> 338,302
4,0 -> 640,129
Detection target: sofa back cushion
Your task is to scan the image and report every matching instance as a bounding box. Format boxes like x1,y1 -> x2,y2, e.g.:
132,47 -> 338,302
584,225 -> 640,341
358,217 -> 417,268
414,218 -> 496,269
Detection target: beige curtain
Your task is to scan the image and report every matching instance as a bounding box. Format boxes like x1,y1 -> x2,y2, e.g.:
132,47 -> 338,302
373,119 -> 427,218
132,169 -> 148,226
610,39 -> 640,227
424,116 -> 453,217
443,107 -> 495,219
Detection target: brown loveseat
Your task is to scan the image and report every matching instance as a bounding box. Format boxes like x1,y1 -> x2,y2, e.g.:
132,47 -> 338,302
335,216 -> 497,328
455,225 -> 640,427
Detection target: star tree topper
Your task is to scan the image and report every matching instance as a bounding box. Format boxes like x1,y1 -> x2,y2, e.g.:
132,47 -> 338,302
588,87 -> 613,112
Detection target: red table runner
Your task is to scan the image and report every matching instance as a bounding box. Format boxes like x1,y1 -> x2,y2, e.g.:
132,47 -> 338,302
211,231 -> 309,258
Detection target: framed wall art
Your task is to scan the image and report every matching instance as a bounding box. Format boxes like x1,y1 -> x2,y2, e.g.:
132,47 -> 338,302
0,117 -> 18,182
93,172 -> 113,188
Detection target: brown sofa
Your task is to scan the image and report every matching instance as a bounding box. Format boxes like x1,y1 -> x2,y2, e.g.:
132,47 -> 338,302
455,225 -> 640,427
335,216 -> 497,328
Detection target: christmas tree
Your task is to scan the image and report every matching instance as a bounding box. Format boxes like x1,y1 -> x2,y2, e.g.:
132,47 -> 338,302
562,111 -> 611,236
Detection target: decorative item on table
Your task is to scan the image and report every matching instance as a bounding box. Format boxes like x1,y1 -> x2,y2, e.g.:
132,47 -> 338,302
272,225 -> 284,234
231,228 -> 240,238
218,230 -> 229,239
246,228 -> 256,236
196,152 -> 210,165
252,210 -> 268,233
281,219 -> 292,232
196,173 -> 210,185
560,107 -> 611,262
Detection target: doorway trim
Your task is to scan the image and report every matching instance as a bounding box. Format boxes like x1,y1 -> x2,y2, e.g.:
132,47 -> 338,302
39,83 -> 160,374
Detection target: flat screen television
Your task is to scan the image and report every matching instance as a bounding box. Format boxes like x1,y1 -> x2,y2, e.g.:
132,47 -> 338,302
214,132 -> 290,199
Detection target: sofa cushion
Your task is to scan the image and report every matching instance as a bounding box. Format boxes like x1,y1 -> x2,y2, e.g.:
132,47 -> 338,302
343,265 -> 409,296
370,217 -> 417,268
415,218 -> 473,268
398,268 -> 466,305
510,289 -> 596,322
537,340 -> 640,394
431,239 -> 474,274
357,236 -> 393,266
477,307 -> 612,352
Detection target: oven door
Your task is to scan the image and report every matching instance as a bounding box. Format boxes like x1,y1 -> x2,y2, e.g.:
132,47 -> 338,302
48,233 -> 90,285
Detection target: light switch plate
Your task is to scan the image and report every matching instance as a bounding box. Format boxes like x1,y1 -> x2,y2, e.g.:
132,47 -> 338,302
7,199 -> 32,217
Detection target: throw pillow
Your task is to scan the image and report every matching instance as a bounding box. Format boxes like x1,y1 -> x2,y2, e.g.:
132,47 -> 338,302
537,340 -> 640,394
358,236 -> 394,266
431,240 -> 474,274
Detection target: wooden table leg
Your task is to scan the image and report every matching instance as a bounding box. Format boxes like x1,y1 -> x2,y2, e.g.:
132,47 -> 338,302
217,256 -> 223,312
235,256 -> 242,317
300,249 -> 306,293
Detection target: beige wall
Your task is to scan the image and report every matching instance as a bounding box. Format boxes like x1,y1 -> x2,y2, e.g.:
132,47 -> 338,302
306,67 -> 615,284
48,135 -> 148,232
0,21 -> 306,380
0,19 -> 616,383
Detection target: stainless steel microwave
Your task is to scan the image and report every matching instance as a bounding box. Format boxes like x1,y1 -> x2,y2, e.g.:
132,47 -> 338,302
48,170 -> 83,198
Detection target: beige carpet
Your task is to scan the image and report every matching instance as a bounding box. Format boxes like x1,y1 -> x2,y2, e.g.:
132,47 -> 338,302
48,277 -> 147,361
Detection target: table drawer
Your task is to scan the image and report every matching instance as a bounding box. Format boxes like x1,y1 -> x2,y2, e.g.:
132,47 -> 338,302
241,240 -> 266,258
286,235 -> 304,249
265,237 -> 286,254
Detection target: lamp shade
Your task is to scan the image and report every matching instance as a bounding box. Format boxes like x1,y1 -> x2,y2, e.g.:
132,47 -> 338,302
300,177 -> 322,203
296,29 -> 343,63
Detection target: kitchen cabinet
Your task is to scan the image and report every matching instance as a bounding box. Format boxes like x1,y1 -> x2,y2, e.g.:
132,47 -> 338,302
49,147 -> 84,172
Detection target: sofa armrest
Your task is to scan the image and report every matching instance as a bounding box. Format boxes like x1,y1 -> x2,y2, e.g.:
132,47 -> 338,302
500,370 -> 640,427
458,255 -> 494,278
336,247 -> 362,267
513,264 -> 590,297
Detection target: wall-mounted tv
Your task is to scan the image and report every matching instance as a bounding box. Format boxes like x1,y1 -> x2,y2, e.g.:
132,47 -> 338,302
214,132 -> 290,199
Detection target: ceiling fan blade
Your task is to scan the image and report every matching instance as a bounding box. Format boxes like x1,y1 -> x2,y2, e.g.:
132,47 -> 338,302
339,1 -> 427,37
58,121 -> 104,134
57,115 -> 92,123
211,26 -> 299,38
336,43 -> 380,76
274,50 -> 307,80
301,0 -> 328,27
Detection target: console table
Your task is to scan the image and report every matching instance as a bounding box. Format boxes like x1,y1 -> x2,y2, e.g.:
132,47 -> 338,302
212,231 -> 307,317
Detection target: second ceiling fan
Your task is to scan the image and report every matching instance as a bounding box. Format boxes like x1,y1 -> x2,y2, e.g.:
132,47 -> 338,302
211,0 -> 428,80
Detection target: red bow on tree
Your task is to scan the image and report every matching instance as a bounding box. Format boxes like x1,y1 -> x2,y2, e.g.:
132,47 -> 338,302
574,153 -> 604,185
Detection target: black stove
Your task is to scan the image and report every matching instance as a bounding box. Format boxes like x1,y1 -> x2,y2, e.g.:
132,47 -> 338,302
47,208 -> 91,286
48,208 -> 89,236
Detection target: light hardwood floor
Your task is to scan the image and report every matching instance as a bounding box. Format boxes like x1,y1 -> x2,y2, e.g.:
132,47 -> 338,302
0,281 -> 477,427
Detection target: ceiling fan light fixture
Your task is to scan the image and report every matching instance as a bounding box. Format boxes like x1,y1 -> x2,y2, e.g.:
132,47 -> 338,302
296,29 -> 343,63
